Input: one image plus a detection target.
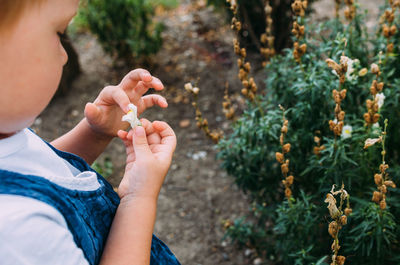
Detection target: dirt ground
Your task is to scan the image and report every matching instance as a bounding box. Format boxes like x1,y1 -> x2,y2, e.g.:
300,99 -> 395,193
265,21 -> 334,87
32,0 -> 383,264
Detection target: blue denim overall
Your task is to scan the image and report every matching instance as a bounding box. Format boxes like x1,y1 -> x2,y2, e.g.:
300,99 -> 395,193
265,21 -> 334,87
0,141 -> 180,265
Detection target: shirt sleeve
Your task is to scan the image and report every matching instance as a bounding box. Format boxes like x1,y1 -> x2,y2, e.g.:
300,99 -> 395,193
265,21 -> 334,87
0,195 -> 90,265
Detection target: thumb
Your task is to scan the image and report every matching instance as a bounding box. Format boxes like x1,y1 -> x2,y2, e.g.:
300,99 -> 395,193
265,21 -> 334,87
132,126 -> 151,156
84,102 -> 101,124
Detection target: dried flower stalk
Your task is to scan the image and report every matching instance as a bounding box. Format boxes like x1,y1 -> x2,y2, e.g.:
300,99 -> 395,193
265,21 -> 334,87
326,53 -> 349,137
381,1 -> 399,54
368,119 -> 397,210
291,0 -> 308,63
324,184 -> 351,265
335,0 -> 342,18
363,62 -> 384,126
313,131 -> 326,157
185,82 -> 223,143
260,0 -> 275,66
276,106 -> 294,200
344,0 -> 356,22
222,83 -> 236,121
228,0 -> 258,102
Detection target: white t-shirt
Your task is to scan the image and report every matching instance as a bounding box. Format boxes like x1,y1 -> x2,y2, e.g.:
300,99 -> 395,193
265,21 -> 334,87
0,129 -> 102,265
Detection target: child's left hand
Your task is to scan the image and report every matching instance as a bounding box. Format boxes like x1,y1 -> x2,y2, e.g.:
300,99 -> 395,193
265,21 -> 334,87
84,69 -> 167,138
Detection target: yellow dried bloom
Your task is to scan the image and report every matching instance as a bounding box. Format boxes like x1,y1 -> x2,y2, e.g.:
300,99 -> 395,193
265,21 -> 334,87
359,68 -> 368,76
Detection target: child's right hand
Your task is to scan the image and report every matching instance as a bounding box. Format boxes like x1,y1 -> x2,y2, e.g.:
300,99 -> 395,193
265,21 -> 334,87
116,119 -> 176,201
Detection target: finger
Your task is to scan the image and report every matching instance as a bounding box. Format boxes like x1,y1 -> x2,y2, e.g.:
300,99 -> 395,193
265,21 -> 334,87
84,102 -> 102,124
119,69 -> 152,91
140,119 -> 161,145
146,77 -> 164,91
138,95 -> 168,115
117,130 -> 128,140
96,86 -> 131,113
132,126 -> 152,157
112,88 -> 131,113
153,121 -> 177,154
121,130 -> 136,161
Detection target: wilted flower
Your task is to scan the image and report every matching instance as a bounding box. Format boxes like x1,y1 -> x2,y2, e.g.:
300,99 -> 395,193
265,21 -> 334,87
341,125 -> 352,139
122,103 -> 142,129
364,137 -> 382,149
376,93 -> 385,109
325,193 -> 340,218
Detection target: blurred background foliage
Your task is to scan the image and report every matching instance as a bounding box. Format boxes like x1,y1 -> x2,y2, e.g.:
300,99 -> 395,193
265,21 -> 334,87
68,0 -> 177,63
207,0 -> 318,52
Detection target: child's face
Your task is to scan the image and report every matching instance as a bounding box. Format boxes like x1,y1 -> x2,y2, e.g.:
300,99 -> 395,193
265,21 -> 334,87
0,0 -> 79,135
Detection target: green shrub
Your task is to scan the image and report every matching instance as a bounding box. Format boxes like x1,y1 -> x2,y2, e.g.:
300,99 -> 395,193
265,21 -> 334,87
77,0 -> 163,61
217,3 -> 400,264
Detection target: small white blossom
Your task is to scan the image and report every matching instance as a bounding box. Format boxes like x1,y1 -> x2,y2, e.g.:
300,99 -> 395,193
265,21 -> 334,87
346,58 -> 356,81
341,125 -> 352,139
376,93 -> 385,109
122,103 -> 142,129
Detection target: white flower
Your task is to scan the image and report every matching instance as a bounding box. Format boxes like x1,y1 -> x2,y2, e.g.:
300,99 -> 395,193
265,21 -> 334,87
376,93 -> 385,109
122,103 -> 142,129
341,125 -> 352,139
372,122 -> 381,135
341,56 -> 357,81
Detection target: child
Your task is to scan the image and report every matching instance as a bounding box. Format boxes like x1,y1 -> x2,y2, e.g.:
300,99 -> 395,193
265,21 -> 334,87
0,0 -> 180,264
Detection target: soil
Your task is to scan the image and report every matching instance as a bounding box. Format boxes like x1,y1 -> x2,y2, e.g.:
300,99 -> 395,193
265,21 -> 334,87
31,0 -> 383,264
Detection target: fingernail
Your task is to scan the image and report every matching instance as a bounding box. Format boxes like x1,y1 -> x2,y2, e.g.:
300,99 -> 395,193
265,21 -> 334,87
135,126 -> 145,137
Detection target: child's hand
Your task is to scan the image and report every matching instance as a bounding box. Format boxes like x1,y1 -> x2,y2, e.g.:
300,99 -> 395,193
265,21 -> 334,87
116,119 -> 177,200
84,69 -> 167,138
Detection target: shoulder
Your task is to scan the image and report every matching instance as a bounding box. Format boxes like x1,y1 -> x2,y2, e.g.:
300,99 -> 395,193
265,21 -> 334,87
0,195 -> 89,265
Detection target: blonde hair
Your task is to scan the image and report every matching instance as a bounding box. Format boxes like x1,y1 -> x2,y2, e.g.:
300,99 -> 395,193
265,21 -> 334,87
0,0 -> 45,32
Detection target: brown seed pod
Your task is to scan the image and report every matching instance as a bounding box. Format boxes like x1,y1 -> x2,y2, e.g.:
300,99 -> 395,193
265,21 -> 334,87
281,126 -> 288,134
340,89 -> 347,100
339,215 -> 347,226
281,163 -> 289,175
372,113 -> 380,123
384,180 -> 396,188
336,256 -> 346,265
377,82 -> 384,92
344,207 -> 353,216
338,111 -> 345,121
383,24 -> 390,38
283,143 -> 291,153
390,25 -> 397,36
286,175 -> 294,185
328,221 -> 339,238
276,152 -> 284,163
363,113 -> 371,123
387,43 -> 394,53
380,200 -> 387,210
372,191 -> 382,203
374,174 -> 383,186
285,188 -> 292,198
